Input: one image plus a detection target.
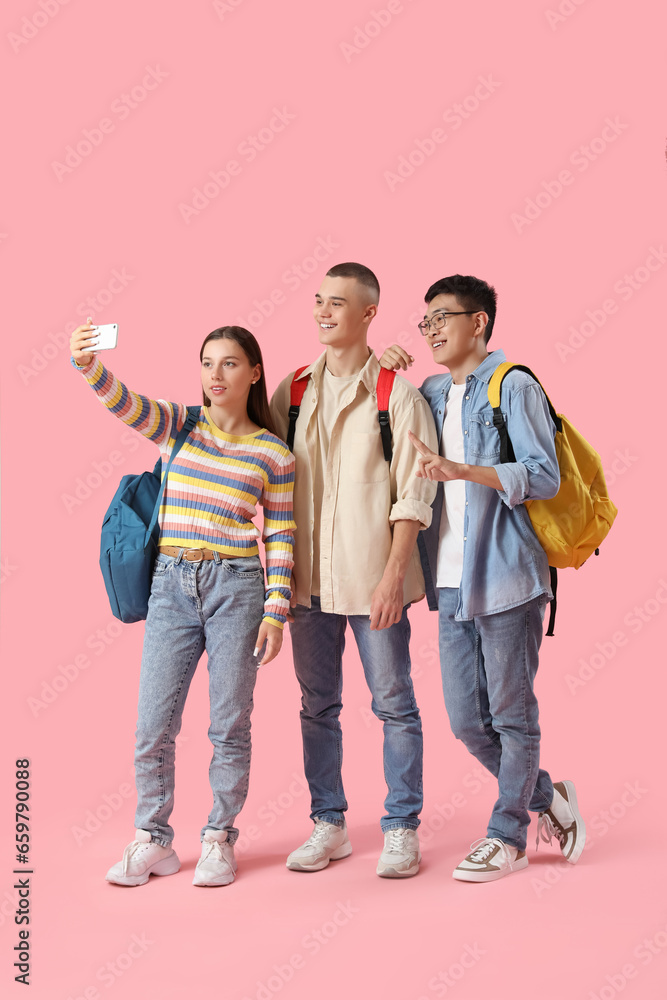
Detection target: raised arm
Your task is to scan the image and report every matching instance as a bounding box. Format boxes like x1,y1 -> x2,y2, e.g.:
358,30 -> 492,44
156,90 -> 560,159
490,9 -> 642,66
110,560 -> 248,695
69,322 -> 185,448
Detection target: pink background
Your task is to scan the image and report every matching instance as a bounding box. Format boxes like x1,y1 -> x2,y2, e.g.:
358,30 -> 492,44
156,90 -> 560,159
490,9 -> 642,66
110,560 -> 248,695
1,1 -> 665,997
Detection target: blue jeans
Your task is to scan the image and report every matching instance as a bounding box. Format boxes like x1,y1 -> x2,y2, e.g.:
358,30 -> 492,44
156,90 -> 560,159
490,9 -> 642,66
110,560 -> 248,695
437,587 -> 554,850
134,551 -> 266,847
289,597 -> 423,832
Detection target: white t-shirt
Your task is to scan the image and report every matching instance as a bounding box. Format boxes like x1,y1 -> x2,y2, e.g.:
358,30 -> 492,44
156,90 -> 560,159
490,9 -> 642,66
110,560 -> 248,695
436,381 -> 467,588
311,367 -> 358,596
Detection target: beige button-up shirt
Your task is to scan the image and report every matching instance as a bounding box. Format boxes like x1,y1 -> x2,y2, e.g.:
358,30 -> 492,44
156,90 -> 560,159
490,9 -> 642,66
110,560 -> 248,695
270,350 -> 438,614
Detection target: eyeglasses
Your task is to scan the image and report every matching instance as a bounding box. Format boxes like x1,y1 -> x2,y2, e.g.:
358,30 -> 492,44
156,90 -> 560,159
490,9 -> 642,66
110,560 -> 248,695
417,311 -> 479,335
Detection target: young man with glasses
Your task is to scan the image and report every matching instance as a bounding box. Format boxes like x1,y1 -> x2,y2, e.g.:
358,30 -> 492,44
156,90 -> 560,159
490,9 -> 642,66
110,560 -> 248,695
380,274 -> 586,882
270,262 -> 437,878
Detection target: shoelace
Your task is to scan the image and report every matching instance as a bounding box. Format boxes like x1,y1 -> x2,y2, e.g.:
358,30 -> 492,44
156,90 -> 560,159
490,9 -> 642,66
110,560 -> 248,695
535,812 -> 563,852
386,829 -> 410,854
306,821 -> 336,846
198,840 -> 227,866
467,837 -> 513,865
121,840 -> 151,875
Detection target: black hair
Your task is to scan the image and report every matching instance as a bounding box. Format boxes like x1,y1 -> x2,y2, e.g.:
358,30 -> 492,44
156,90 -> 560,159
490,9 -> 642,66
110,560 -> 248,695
424,274 -> 497,343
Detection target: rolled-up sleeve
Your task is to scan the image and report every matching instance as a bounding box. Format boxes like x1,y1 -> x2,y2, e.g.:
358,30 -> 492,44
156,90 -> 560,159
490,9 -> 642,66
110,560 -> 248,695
389,395 -> 438,527
493,382 -> 560,509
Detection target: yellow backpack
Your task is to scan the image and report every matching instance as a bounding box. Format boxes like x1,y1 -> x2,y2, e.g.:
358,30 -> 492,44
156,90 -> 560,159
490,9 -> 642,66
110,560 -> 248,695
488,363 -> 618,634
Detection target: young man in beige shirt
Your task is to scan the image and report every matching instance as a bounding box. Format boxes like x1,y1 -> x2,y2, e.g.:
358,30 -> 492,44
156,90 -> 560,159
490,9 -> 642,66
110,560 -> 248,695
270,262 -> 437,877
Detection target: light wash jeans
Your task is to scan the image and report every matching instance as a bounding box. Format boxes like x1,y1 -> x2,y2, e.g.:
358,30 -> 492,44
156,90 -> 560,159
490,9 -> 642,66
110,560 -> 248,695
437,587 -> 554,850
134,550 -> 265,846
290,596 -> 423,832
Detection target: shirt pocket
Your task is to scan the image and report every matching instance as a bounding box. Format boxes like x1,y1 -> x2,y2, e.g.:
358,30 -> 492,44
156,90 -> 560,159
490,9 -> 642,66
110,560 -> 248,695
347,431 -> 389,483
467,412 -> 503,460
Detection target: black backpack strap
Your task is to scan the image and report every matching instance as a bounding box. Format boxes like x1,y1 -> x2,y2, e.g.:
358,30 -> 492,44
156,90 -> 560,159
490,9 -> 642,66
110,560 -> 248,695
488,364 -> 561,636
287,366 -> 310,451
546,567 -> 558,637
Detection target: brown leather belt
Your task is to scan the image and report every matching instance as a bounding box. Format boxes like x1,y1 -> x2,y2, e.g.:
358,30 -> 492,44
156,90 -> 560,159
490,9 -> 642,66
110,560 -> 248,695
158,546 -> 233,562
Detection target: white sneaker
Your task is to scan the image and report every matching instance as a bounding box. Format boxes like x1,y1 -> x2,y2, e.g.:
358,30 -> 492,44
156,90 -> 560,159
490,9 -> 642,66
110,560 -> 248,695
453,837 -> 528,882
286,819 -> 352,872
376,828 -> 421,878
192,830 -> 237,886
105,829 -> 181,886
536,779 -> 586,864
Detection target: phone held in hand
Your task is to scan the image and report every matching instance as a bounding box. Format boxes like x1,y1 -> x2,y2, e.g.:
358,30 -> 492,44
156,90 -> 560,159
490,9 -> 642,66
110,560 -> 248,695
92,323 -> 119,351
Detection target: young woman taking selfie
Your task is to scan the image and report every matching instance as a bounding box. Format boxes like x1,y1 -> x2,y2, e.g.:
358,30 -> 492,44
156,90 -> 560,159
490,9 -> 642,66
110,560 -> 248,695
70,322 -> 295,887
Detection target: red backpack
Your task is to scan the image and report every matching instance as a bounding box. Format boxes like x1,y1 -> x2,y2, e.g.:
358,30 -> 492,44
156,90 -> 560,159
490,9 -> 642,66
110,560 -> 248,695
286,365 -> 396,460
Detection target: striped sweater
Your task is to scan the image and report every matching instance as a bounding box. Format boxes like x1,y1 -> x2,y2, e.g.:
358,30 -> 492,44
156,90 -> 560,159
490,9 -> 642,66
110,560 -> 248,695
75,357 -> 295,627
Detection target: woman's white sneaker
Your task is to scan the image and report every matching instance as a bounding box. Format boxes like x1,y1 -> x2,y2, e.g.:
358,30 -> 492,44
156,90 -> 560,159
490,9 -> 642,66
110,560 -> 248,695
192,830 -> 237,886
376,828 -> 421,878
105,830 -> 181,886
453,837 -> 528,882
286,819 -> 352,871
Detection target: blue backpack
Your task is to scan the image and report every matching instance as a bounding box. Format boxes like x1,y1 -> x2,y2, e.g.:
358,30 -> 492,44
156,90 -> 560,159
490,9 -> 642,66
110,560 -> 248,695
100,407 -> 200,623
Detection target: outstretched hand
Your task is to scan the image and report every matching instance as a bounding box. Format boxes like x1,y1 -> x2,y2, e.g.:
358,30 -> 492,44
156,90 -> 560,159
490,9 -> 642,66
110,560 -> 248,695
70,318 -> 98,367
409,430 -> 463,482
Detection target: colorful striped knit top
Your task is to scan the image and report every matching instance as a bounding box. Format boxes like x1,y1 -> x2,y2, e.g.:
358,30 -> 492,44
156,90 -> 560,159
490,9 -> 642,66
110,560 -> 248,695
74,357 -> 295,628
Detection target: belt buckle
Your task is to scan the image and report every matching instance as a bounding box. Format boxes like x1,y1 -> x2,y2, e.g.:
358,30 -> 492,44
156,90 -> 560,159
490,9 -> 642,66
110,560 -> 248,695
184,548 -> 205,562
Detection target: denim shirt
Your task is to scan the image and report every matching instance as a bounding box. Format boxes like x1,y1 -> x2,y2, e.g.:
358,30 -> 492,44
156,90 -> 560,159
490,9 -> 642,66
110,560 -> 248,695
417,350 -> 560,620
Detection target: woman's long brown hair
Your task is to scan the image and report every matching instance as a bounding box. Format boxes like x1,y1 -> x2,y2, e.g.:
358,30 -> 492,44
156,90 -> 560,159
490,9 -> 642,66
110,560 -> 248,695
199,326 -> 278,437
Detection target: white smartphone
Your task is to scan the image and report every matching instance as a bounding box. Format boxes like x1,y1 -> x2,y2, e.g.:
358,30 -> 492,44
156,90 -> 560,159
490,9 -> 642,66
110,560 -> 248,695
92,323 -> 119,351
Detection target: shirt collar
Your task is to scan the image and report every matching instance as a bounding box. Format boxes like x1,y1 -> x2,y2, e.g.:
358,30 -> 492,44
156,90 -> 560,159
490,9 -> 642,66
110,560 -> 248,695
306,348 -> 378,392
469,349 -> 507,385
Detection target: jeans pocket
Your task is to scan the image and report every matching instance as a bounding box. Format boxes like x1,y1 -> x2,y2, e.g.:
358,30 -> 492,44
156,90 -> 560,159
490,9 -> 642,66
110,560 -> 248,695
222,556 -> 264,579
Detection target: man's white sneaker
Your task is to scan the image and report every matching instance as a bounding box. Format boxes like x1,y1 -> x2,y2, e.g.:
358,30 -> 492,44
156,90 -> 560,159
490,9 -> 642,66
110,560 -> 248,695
536,779 -> 586,864
453,837 -> 528,883
192,830 -> 237,886
105,829 -> 181,886
286,819 -> 352,872
376,828 -> 421,878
